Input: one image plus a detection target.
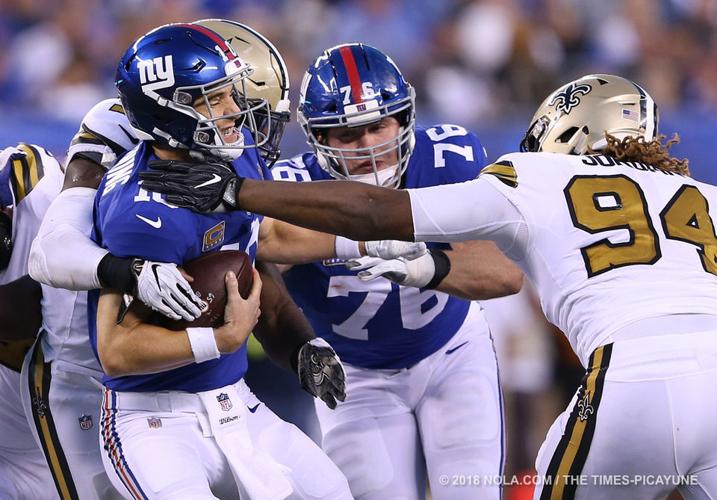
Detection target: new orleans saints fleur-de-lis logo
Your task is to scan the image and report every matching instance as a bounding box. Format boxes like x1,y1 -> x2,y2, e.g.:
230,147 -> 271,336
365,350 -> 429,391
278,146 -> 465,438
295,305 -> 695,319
549,83 -> 592,114
577,390 -> 594,422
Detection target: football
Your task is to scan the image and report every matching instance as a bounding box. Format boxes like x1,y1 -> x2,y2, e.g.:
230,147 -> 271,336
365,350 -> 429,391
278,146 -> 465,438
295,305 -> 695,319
158,250 -> 253,330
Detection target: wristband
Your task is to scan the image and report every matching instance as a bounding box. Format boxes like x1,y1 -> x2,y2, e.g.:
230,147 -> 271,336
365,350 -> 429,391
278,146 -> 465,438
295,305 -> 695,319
335,236 -> 361,260
186,327 -> 221,363
97,254 -> 139,293
425,249 -> 451,289
290,341 -> 305,374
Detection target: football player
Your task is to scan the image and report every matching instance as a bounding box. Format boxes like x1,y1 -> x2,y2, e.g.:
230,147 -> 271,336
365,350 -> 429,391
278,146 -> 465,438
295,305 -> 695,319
260,43 -> 521,499
144,74 -> 717,499
90,23 -> 423,499
0,144 -> 61,499
25,19 -> 393,500
20,98 -> 190,499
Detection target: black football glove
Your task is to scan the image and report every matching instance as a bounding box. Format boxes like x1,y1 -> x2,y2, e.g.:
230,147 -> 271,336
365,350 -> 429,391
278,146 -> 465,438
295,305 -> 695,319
139,160 -> 243,212
297,338 -> 346,410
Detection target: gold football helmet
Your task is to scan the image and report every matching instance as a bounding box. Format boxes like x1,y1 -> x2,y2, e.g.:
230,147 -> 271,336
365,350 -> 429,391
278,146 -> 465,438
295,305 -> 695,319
520,74 -> 658,155
195,19 -> 290,166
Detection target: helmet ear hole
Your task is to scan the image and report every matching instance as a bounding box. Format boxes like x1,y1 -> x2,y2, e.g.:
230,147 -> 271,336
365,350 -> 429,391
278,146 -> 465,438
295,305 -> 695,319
557,126 -> 579,144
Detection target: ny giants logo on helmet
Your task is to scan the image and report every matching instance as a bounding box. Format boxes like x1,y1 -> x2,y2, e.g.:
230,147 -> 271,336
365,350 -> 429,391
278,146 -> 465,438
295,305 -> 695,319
138,55 -> 175,99
549,82 -> 592,114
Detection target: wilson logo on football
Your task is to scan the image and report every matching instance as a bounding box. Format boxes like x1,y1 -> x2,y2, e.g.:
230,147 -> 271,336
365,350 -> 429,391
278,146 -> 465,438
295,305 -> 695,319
138,55 -> 175,99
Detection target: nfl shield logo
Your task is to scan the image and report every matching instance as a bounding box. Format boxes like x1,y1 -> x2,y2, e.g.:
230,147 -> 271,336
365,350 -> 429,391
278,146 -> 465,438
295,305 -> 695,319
78,414 -> 93,431
217,393 -> 232,411
147,417 -> 162,429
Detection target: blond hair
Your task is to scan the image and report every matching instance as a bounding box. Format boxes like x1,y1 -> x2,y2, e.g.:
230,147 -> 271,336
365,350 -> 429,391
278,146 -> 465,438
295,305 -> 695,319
595,133 -> 690,176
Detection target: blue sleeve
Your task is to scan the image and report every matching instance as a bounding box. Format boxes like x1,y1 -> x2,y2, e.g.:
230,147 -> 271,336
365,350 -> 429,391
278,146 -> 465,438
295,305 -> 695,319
0,162 -> 12,207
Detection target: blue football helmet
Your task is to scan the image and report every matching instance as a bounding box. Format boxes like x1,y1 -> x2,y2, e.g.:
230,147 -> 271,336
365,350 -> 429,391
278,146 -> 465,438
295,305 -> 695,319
116,23 -> 270,160
298,43 -> 416,188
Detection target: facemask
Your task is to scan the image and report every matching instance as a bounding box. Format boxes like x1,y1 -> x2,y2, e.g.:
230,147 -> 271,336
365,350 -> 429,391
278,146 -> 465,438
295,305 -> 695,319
348,164 -> 399,187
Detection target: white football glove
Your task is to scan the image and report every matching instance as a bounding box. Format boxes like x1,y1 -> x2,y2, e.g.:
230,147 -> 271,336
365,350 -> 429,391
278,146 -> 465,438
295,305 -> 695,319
363,240 -> 428,260
347,252 -> 437,288
134,260 -> 206,321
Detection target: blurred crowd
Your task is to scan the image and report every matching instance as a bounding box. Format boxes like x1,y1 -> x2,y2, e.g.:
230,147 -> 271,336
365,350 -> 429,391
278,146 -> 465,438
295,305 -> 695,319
1,0 -> 716,124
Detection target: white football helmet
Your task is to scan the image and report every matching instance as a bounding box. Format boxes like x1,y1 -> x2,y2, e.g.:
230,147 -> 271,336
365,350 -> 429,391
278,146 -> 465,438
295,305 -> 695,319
196,19 -> 290,166
520,74 -> 659,154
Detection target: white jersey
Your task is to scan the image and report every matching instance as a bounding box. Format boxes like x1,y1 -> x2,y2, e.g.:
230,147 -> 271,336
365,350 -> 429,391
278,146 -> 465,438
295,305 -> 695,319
0,144 -> 63,371
0,145 -> 61,499
409,152 -> 717,365
0,144 -> 62,285
40,99 -> 137,374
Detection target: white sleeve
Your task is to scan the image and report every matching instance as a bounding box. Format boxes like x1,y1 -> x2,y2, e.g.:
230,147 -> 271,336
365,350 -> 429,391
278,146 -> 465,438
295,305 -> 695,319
408,177 -> 529,260
28,187 -> 108,290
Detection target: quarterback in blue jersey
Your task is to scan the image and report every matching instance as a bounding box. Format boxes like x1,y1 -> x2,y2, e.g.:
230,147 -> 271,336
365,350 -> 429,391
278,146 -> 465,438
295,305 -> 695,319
143,43 -> 523,500
91,24 -> 355,499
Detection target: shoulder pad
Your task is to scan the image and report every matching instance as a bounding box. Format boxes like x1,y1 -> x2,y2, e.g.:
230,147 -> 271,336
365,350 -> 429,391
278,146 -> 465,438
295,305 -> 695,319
67,99 -> 138,169
479,159 -> 518,188
0,143 -> 59,205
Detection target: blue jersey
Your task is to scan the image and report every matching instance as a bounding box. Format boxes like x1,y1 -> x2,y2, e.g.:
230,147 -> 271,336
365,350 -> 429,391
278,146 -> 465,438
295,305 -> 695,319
89,137 -> 267,392
272,125 -> 487,369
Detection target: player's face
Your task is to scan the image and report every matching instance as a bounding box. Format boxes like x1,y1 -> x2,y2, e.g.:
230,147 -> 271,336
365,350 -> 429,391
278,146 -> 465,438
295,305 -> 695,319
193,85 -> 242,144
324,117 -> 401,175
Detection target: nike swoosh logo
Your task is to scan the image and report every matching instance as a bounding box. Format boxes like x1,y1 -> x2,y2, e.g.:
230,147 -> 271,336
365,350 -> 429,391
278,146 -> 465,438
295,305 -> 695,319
195,174 -> 222,189
136,214 -> 162,228
247,403 -> 261,414
445,341 -> 469,355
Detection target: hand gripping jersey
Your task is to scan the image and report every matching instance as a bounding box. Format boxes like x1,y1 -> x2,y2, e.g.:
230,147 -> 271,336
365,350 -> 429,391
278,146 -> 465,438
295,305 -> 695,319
272,125 -> 487,368
411,152 -> 717,365
89,136 -> 267,392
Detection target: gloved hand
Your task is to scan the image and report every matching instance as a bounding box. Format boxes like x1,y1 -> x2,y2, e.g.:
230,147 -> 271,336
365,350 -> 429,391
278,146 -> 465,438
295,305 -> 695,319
139,160 -> 242,212
363,240 -> 427,260
297,338 -> 346,410
347,249 -> 451,289
134,260 -> 206,321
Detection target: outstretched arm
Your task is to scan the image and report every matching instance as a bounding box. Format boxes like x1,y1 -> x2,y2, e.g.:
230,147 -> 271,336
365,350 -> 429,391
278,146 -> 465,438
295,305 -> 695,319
239,178 -> 414,242
434,241 -> 523,300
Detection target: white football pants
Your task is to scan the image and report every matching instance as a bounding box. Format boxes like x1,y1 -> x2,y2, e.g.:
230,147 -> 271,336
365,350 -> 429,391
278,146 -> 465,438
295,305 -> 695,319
20,334 -> 122,500
315,302 -> 505,499
100,378 -> 352,500
0,353 -> 56,500
534,329 -> 717,500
